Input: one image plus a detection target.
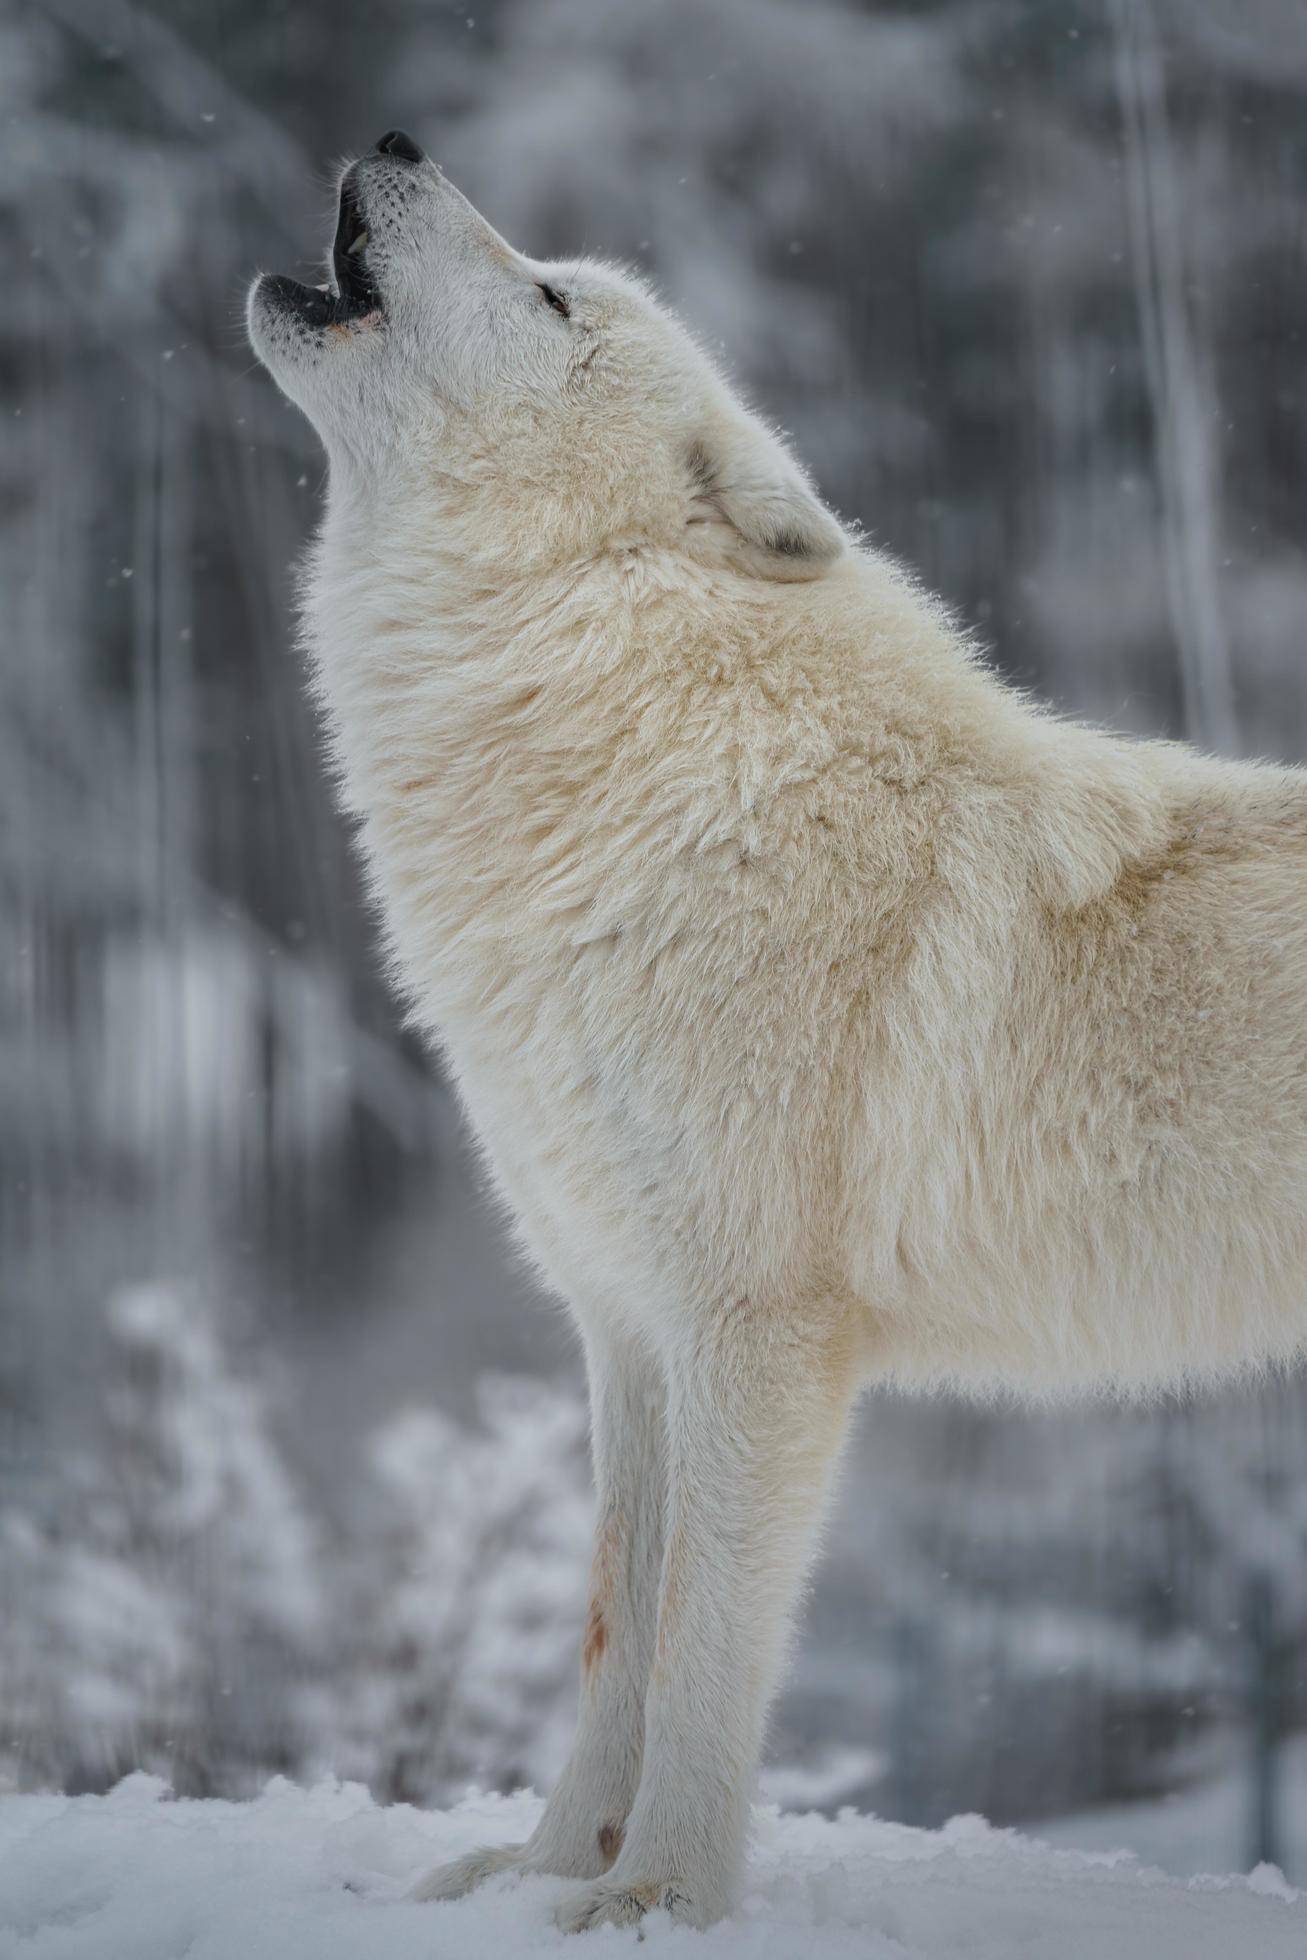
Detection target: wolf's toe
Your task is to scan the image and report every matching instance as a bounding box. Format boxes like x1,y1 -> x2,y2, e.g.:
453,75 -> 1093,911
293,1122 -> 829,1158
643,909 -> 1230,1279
554,1874 -> 698,1934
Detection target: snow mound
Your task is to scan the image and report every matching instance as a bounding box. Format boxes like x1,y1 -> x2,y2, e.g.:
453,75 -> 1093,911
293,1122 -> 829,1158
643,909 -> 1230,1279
1,1776 -> 1303,1958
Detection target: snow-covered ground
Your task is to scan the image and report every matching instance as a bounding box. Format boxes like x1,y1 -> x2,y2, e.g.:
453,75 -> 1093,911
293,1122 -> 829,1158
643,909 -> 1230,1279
2,1776 -> 1303,1959
1037,1734 -> 1307,1880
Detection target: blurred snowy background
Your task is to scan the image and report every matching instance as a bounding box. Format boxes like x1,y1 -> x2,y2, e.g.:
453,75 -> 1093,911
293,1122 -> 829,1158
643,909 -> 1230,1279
3,0 -> 1307,1879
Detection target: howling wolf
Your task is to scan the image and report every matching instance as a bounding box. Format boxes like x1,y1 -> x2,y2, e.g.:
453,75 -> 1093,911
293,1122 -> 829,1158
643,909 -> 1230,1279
248,130 -> 1307,1931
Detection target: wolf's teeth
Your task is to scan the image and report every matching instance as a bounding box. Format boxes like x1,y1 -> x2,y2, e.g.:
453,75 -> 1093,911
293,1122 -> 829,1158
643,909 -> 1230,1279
347,230 -> 369,255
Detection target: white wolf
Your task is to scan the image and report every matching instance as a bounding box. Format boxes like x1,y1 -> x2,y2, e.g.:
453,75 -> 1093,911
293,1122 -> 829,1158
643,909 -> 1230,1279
248,131 -> 1307,1931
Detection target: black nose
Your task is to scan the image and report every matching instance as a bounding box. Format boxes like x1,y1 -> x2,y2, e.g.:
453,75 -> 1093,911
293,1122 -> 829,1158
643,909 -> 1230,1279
374,129 -> 423,164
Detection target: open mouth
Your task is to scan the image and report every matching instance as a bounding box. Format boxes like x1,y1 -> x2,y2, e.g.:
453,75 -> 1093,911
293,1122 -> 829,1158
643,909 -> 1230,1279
262,167 -> 382,330
329,172 -> 380,315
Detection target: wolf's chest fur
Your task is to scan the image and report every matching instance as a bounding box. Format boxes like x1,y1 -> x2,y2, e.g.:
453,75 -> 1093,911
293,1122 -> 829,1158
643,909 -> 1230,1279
304,491 -> 1307,1394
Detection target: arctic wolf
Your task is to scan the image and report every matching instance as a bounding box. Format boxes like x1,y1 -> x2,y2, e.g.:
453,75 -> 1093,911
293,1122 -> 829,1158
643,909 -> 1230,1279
248,131 -> 1307,1931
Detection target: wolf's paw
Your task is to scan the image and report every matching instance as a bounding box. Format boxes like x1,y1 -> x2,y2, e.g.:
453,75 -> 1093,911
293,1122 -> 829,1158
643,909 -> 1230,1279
411,1841 -> 529,1902
414,1819 -> 625,1903
554,1873 -> 704,1934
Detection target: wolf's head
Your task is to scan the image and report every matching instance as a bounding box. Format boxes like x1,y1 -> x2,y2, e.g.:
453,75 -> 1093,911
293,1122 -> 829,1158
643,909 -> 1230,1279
247,132 -> 844,581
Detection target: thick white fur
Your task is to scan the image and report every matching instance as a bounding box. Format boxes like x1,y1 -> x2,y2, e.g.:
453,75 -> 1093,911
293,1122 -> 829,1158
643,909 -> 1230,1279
248,150 -> 1307,1930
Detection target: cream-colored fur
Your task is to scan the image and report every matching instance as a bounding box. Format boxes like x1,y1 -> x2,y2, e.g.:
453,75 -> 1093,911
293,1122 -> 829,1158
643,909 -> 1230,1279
248,140 -> 1307,1931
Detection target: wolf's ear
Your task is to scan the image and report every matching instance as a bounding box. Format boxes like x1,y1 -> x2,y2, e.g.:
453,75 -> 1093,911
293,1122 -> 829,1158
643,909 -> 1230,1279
685,418 -> 845,582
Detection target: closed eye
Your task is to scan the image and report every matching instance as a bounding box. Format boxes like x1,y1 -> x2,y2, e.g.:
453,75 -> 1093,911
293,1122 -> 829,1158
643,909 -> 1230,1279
536,281 -> 571,319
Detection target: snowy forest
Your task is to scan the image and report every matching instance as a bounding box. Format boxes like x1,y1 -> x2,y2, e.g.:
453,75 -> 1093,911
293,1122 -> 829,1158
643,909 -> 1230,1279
3,0 -> 1307,1882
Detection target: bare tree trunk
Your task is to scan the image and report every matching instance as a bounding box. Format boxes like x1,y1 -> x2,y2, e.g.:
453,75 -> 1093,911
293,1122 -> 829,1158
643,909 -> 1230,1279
1110,0 -> 1238,755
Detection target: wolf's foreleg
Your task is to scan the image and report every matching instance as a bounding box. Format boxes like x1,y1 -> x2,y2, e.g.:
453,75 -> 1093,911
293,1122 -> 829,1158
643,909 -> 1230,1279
414,1319 -> 665,1899
555,1296 -> 858,1932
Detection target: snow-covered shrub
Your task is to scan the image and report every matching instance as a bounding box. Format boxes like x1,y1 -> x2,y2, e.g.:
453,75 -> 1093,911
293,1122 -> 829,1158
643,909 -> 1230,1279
866,1393 -> 1307,1827
329,1376 -> 592,1805
0,1281 -> 324,1794
0,1289 -> 595,1808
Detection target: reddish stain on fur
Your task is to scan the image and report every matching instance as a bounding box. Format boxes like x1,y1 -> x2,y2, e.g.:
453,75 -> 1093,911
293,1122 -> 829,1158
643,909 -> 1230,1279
581,1600 -> 607,1670
597,1822 -> 623,1865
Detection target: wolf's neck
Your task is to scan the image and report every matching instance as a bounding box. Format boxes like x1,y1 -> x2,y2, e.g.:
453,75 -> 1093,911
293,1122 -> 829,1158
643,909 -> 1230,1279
301,489 -> 655,1029
299,491 -> 1169,1039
